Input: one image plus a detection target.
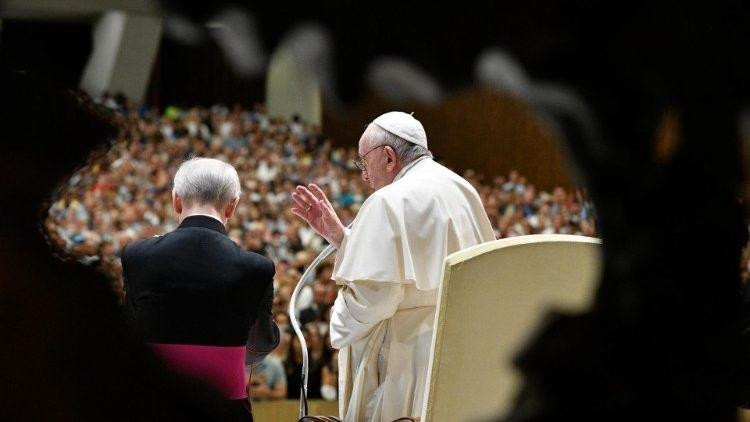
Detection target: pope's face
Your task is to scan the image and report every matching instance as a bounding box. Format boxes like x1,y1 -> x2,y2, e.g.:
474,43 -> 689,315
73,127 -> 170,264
358,135 -> 392,191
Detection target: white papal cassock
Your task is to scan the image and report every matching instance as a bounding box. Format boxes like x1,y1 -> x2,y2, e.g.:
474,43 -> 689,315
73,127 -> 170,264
330,156 -> 495,421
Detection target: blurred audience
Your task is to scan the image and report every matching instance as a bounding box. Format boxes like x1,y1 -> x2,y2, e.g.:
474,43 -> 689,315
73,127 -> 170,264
246,331 -> 289,400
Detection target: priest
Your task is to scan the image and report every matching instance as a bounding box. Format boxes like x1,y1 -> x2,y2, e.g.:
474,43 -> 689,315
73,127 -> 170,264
291,112 -> 495,421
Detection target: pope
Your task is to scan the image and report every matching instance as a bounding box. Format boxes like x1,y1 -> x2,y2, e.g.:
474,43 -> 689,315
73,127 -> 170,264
292,111 -> 495,422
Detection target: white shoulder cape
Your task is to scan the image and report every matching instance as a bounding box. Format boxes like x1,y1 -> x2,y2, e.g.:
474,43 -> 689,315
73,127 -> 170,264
332,157 -> 495,291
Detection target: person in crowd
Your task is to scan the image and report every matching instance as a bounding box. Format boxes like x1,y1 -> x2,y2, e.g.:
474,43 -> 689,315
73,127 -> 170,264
247,331 -> 289,401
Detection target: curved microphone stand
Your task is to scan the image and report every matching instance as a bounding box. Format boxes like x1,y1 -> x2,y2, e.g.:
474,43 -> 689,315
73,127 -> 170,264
288,243 -> 336,419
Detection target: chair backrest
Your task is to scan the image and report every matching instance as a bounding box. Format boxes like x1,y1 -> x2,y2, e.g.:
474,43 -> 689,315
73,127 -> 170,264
420,234 -> 602,421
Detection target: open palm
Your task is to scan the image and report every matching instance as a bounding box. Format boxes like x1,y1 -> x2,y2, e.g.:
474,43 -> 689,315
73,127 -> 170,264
291,184 -> 345,248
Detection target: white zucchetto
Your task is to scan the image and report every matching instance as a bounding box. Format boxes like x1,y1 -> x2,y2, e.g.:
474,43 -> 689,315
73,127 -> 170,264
371,111 -> 428,148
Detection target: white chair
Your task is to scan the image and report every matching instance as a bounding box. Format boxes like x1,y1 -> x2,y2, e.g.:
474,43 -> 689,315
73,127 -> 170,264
420,234 -> 602,421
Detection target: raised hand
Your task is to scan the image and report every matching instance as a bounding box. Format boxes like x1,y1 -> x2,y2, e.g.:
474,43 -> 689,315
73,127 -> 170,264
291,183 -> 346,249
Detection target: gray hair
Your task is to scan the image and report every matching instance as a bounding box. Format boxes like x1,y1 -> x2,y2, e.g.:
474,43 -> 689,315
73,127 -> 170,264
363,123 -> 432,165
172,157 -> 241,209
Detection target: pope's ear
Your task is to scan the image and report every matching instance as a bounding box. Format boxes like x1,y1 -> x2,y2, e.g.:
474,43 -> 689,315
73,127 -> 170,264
384,146 -> 398,170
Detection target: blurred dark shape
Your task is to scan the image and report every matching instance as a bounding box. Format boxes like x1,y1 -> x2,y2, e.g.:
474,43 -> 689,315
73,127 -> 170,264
163,13 -> 207,45
367,57 -> 445,105
152,2 -> 270,106
474,48 -> 599,155
276,23 -> 341,111
475,49 -> 531,101
526,82 -> 599,149
0,70 -> 233,421
0,19 -> 92,89
157,1 -> 266,78
499,2 -> 750,420
206,8 -> 266,77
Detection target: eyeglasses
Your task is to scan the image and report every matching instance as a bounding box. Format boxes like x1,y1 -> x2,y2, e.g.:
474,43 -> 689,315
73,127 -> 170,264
353,145 -> 385,172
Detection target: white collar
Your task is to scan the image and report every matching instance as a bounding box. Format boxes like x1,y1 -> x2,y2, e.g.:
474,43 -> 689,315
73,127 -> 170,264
394,156 -> 431,182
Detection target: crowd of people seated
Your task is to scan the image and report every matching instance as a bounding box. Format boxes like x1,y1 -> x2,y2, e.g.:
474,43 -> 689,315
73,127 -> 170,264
44,93 -> 598,401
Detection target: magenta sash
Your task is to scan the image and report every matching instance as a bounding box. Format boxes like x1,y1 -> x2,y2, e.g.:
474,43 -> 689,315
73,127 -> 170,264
150,343 -> 247,399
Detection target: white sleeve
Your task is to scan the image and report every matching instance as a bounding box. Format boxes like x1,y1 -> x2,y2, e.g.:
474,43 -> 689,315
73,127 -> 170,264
329,280 -> 405,349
